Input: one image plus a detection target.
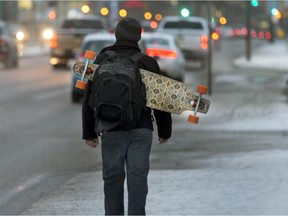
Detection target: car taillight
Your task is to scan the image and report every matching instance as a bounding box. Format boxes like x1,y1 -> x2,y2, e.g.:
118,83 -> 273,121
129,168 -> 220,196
216,27 -> 222,35
50,33 -> 58,48
250,30 -> 257,38
234,28 -> 241,36
265,32 -> 272,40
258,31 -> 265,39
201,35 -> 208,49
241,27 -> 247,35
146,48 -> 178,59
228,29 -> 234,37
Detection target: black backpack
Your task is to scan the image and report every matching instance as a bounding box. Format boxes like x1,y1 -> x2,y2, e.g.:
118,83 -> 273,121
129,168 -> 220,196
90,51 -> 146,133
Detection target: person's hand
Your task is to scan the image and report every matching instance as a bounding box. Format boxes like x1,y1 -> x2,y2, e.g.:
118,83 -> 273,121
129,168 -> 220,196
159,138 -> 169,144
85,139 -> 99,148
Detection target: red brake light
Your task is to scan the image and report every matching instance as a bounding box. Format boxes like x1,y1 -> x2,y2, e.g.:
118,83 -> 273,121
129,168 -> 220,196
258,31 -> 265,39
201,35 -> 209,49
146,48 -> 178,59
50,34 -> 58,48
265,32 -> 271,40
250,30 -> 257,38
234,29 -> 241,36
216,27 -> 222,34
228,29 -> 234,36
201,35 -> 209,43
241,28 -> 247,35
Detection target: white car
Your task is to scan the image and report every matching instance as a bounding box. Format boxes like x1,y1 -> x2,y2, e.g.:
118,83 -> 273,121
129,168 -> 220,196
142,33 -> 186,82
157,16 -> 209,68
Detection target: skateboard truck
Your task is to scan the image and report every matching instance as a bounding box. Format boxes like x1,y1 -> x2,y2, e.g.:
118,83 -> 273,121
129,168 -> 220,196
188,85 -> 208,124
75,50 -> 96,90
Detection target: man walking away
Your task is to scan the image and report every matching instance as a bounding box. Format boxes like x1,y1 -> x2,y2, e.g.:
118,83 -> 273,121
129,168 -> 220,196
82,17 -> 172,215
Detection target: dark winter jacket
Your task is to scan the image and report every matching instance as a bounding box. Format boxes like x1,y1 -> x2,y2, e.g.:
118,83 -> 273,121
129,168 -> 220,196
82,40 -> 172,140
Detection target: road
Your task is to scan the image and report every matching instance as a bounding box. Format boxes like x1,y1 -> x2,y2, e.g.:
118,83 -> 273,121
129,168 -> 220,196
0,39 -> 287,214
0,56 -> 103,214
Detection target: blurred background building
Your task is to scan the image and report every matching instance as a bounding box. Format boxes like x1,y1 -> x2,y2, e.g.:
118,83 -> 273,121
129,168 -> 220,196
0,1 -> 287,44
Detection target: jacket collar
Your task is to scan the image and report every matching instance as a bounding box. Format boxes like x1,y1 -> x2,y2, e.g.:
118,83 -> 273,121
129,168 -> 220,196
101,40 -> 141,53
114,40 -> 139,47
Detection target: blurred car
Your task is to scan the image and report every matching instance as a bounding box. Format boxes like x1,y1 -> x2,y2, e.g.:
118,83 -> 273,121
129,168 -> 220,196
257,29 -> 272,40
231,23 -> 247,38
0,20 -> 18,68
157,16 -> 209,69
9,24 -> 30,43
142,32 -> 186,82
216,25 -> 234,39
230,23 -> 262,39
71,32 -> 116,103
9,23 -> 30,56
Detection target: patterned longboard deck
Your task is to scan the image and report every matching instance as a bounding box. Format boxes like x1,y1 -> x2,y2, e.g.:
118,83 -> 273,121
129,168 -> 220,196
72,62 -> 210,114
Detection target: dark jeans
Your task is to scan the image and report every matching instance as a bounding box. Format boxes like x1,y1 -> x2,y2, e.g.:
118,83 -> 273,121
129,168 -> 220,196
101,128 -> 153,215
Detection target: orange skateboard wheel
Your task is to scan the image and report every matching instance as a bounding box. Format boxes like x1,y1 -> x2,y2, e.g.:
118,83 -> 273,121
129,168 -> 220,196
84,50 -> 96,60
76,80 -> 88,90
188,115 -> 199,124
197,85 -> 208,94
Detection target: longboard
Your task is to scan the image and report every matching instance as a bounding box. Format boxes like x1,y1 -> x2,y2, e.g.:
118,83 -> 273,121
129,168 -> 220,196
72,50 -> 210,124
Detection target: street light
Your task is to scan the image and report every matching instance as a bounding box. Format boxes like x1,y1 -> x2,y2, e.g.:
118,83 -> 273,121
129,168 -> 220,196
100,7 -> 109,16
144,12 -> 152,20
155,13 -> 162,21
119,9 -> 127,18
81,4 -> 90,14
219,16 -> 227,25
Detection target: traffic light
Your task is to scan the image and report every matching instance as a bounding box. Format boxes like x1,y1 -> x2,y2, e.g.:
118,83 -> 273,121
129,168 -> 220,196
100,7 -> 109,16
180,8 -> 190,17
251,0 -> 259,7
271,8 -> 282,19
119,9 -> 127,18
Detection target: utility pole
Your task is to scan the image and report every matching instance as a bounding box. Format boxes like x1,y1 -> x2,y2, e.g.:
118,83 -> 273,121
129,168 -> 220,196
207,1 -> 213,95
246,1 -> 252,61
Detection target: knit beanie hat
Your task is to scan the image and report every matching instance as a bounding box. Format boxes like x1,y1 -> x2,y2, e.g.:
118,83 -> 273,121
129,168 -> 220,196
115,17 -> 142,42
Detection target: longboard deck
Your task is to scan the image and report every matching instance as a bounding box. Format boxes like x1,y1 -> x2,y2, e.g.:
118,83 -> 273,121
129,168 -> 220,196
72,62 -> 210,115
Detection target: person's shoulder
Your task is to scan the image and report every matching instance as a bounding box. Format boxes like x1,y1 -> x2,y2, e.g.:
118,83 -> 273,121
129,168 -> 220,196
138,53 -> 158,66
94,47 -> 114,63
137,53 -> 161,73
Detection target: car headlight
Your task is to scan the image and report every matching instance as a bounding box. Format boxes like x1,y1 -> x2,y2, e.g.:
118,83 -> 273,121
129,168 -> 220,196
16,31 -> 25,41
42,28 -> 54,40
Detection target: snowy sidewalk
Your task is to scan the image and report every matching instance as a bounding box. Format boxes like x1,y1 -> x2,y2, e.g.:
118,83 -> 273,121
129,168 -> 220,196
22,158 -> 288,215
